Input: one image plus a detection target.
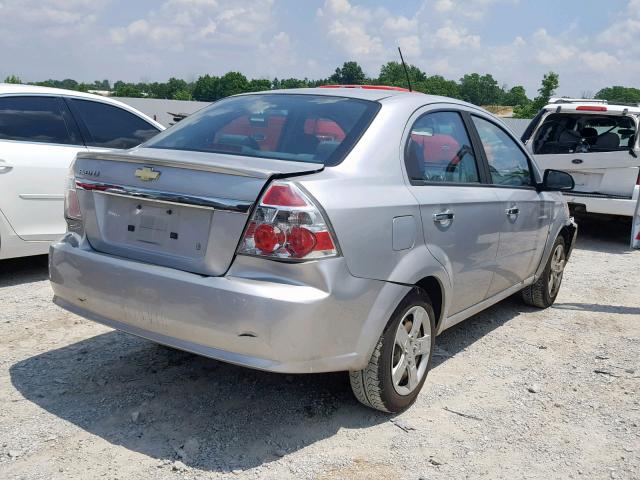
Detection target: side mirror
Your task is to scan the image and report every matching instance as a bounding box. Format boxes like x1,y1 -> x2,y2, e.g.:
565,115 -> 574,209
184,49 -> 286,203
540,169 -> 574,192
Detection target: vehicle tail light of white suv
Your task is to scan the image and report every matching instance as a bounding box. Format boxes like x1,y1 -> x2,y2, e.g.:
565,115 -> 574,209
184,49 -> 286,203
237,181 -> 339,260
64,161 -> 82,221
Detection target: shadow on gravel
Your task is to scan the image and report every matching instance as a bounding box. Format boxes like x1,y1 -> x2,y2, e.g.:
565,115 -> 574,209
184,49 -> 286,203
553,302 -> 640,315
9,294 -> 529,472
573,214 -> 633,255
430,295 -> 534,369
10,331 -> 389,472
0,254 -> 48,287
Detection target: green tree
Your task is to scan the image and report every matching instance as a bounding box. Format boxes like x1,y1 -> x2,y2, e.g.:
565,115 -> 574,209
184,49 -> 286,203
166,77 -> 189,98
513,72 -> 559,118
595,86 -> 640,104
377,61 -> 426,88
416,75 -> 461,98
192,74 -> 220,102
279,77 -> 310,89
329,61 -> 367,85
458,73 -> 503,105
503,85 -> 529,106
218,71 -> 249,98
4,75 -> 22,84
173,89 -> 192,101
114,83 -> 143,98
248,78 -> 272,92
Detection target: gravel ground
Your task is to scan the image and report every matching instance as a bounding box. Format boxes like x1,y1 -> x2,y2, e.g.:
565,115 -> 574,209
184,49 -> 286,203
1,216 -> 638,480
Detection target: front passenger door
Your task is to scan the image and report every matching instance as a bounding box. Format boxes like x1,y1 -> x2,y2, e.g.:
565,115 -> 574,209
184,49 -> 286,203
404,108 -> 503,315
470,115 -> 551,296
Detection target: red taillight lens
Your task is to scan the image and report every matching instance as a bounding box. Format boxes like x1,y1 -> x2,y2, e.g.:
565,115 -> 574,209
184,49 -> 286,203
237,181 -> 338,260
261,184 -> 307,207
287,226 -> 317,258
64,161 -> 82,221
254,224 -> 285,253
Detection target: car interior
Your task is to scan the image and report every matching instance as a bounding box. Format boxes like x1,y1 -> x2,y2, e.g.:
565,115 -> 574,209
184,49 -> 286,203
406,115 -> 479,184
533,113 -> 637,154
146,95 -> 376,165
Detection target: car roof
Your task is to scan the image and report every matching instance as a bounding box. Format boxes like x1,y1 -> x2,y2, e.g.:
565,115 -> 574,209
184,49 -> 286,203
0,83 -> 164,129
241,86 -> 480,109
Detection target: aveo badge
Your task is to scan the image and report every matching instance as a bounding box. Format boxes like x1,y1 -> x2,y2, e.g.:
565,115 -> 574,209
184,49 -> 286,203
135,166 -> 161,181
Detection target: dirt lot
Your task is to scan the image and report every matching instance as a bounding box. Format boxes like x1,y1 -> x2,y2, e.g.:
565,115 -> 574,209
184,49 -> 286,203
1,217 -> 638,480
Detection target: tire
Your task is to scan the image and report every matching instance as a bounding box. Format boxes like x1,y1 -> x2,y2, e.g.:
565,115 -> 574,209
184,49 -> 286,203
522,235 -> 566,308
349,288 -> 436,413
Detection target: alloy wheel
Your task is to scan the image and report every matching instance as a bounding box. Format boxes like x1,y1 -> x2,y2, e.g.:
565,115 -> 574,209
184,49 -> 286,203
548,243 -> 566,298
391,306 -> 431,396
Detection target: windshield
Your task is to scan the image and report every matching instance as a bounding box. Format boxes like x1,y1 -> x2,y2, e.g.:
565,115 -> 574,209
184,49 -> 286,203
532,113 -> 637,155
145,94 -> 380,166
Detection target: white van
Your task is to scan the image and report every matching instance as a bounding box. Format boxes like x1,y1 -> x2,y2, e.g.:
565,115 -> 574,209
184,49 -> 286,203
522,98 -> 639,217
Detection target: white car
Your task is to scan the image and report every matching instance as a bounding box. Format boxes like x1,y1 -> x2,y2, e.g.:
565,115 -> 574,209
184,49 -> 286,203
522,98 -> 639,217
0,84 -> 164,260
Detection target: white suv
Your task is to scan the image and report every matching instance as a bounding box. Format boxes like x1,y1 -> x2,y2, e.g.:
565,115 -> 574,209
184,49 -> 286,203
0,84 -> 164,260
522,98 -> 639,217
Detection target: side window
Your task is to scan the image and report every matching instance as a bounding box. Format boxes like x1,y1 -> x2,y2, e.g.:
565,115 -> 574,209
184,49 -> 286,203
68,98 -> 160,149
406,111 -> 480,184
0,96 -> 80,145
472,116 -> 533,187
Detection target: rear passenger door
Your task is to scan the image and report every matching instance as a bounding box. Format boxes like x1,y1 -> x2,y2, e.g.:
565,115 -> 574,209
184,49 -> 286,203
66,98 -> 161,150
0,95 -> 86,240
470,115 -> 551,295
403,107 -> 503,315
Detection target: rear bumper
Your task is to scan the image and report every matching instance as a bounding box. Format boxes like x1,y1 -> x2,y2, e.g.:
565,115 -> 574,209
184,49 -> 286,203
49,234 -> 409,373
565,186 -> 639,217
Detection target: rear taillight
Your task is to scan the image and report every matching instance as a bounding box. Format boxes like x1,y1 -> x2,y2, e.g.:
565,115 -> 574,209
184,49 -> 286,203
237,181 -> 338,260
64,161 -> 82,221
637,171 -> 640,186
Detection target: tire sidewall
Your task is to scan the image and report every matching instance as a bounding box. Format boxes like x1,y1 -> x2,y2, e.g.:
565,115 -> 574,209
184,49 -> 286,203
542,236 -> 566,305
377,289 -> 436,413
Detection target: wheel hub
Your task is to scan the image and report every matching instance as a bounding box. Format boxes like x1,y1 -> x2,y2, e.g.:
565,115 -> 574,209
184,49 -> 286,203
391,305 -> 431,396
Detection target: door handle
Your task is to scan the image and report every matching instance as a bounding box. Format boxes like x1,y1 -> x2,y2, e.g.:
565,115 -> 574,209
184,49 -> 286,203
433,211 -> 455,223
505,207 -> 520,216
0,159 -> 13,174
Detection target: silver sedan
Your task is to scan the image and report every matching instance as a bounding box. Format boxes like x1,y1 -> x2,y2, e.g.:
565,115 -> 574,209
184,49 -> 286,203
50,86 -> 577,412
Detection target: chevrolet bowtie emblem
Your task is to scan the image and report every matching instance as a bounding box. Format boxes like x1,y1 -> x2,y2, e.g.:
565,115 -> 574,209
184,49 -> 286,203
135,166 -> 161,181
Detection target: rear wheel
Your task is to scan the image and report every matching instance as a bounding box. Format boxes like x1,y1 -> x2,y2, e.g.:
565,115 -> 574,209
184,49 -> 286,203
522,235 -> 566,308
349,289 -> 435,413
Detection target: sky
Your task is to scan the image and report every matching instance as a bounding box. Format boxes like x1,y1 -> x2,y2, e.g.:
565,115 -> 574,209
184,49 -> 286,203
0,0 -> 638,97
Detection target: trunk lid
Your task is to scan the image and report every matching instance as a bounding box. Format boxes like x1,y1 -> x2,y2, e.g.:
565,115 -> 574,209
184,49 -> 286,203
73,147 -> 323,276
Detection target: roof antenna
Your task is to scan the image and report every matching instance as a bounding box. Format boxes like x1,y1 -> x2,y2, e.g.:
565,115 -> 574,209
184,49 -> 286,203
398,46 -> 412,92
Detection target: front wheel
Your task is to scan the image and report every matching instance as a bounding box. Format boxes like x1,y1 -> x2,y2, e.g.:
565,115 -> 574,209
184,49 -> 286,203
522,235 -> 566,308
349,289 -> 435,413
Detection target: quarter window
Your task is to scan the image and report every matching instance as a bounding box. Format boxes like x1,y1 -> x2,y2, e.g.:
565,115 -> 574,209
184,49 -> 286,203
68,98 -> 160,149
0,96 -> 79,145
406,111 -> 480,184
472,116 -> 533,187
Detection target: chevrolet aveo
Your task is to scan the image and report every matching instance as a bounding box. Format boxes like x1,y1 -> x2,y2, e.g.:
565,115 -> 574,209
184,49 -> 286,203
50,86 -> 577,412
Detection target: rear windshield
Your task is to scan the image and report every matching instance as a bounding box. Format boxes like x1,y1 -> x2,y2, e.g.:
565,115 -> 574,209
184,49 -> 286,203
532,113 -> 637,154
145,94 -> 380,166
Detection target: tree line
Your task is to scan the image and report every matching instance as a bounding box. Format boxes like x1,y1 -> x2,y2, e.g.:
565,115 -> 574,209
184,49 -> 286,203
4,61 -> 640,119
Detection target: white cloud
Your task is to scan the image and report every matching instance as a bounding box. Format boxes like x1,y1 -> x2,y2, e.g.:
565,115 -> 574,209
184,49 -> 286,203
109,0 -> 275,49
317,0 -> 426,73
433,23 -> 481,49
